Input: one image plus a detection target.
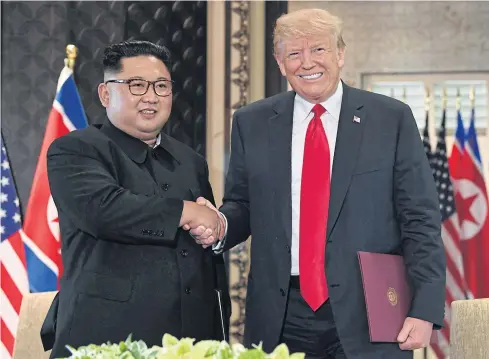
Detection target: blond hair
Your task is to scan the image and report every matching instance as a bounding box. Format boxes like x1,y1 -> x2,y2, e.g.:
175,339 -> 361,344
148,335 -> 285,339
273,8 -> 346,56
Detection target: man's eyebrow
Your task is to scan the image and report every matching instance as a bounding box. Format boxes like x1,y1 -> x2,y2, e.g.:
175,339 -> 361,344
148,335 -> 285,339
126,76 -> 170,81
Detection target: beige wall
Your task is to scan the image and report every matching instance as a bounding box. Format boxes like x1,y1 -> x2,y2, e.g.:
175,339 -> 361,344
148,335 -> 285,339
288,1 -> 489,87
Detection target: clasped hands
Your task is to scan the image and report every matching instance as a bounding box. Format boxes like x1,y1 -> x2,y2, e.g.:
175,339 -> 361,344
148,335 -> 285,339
179,197 -> 225,248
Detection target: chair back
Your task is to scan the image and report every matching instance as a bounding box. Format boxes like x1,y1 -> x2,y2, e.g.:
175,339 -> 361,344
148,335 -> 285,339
12,291 -> 58,359
450,298 -> 489,359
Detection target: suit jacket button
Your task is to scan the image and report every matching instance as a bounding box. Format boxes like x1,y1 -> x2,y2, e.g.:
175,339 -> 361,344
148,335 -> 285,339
280,288 -> 286,296
180,249 -> 188,257
185,287 -> 191,294
161,183 -> 169,191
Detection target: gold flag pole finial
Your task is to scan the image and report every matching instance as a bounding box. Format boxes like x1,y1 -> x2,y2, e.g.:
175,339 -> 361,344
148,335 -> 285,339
65,44 -> 78,70
402,87 -> 407,103
456,88 -> 461,111
469,87 -> 475,109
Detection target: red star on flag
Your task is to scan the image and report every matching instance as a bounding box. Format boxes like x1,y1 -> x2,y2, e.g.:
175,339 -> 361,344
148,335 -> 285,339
455,191 -> 479,226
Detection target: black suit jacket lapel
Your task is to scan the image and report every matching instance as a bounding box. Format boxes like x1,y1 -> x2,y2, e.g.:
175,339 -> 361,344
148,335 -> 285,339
327,83 -> 366,237
269,91 -> 296,244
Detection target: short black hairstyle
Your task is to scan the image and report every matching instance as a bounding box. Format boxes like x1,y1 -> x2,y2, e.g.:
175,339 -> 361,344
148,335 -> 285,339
102,40 -> 172,74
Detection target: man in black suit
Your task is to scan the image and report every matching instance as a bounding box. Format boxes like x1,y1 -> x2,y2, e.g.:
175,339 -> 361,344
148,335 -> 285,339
190,8 -> 446,359
43,40 -> 230,358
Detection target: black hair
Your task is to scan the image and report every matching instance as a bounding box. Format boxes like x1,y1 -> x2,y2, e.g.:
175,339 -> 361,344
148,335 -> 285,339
102,40 -> 172,74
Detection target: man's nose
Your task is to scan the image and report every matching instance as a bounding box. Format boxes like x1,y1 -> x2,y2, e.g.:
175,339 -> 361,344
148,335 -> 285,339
301,51 -> 314,69
142,84 -> 159,103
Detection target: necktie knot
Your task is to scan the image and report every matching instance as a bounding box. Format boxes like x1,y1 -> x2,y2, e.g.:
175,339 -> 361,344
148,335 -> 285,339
312,103 -> 326,118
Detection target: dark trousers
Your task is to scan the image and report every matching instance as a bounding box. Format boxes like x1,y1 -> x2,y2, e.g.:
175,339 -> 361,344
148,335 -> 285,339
279,277 -> 347,359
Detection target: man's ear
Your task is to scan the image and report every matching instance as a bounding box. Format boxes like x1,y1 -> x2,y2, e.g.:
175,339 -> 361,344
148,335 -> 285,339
274,54 -> 287,77
337,47 -> 346,69
98,83 -> 109,108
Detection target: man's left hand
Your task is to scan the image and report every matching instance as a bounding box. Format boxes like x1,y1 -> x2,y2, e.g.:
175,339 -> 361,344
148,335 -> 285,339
397,317 -> 433,350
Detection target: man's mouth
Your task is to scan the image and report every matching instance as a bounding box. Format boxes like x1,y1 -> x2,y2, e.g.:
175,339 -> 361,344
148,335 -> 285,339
139,109 -> 158,119
298,73 -> 323,80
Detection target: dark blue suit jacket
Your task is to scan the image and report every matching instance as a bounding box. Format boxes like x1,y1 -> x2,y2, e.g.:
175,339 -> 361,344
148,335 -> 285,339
219,82 -> 446,359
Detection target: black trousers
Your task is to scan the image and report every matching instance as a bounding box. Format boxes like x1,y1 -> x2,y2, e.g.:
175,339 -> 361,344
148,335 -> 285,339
279,277 -> 347,359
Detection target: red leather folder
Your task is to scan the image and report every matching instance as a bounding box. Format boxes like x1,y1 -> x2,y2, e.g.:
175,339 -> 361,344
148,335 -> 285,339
357,251 -> 413,342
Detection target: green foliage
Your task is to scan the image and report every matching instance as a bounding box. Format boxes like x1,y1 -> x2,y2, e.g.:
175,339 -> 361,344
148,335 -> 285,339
57,334 -> 305,359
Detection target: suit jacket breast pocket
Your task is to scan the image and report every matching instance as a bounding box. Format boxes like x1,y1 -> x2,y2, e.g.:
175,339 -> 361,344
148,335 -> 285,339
352,163 -> 391,177
75,271 -> 133,302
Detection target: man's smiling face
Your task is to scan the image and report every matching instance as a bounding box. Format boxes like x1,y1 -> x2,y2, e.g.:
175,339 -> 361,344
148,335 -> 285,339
275,35 -> 345,103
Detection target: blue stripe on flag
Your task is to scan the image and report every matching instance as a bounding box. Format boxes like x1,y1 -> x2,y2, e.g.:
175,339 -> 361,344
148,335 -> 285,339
455,110 -> 465,149
466,108 -> 482,165
56,74 -> 88,130
24,243 -> 58,292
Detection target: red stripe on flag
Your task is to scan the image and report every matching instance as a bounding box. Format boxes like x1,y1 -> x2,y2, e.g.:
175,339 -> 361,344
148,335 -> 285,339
7,232 -> 27,270
0,319 -> 15,356
431,343 -> 446,359
0,264 -> 23,314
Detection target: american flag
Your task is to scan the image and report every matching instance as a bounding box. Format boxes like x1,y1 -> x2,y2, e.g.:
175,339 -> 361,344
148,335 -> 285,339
429,109 -> 468,358
422,108 -> 434,169
0,133 -> 30,359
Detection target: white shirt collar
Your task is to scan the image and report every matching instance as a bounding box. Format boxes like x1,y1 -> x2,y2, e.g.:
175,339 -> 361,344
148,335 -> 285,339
294,80 -> 343,122
153,133 -> 161,149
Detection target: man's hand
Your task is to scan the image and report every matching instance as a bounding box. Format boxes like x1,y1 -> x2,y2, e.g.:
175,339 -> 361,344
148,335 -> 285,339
397,317 -> 433,350
182,197 -> 225,248
179,200 -> 222,247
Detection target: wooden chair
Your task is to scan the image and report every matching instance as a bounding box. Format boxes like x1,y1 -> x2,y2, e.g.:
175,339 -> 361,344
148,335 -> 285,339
12,291 -> 57,359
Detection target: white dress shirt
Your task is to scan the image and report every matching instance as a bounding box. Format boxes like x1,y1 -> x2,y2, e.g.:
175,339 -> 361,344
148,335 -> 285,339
290,81 -> 343,275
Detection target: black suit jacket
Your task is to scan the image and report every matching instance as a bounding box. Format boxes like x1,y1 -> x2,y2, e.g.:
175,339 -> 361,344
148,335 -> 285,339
43,120 -> 230,358
219,83 -> 446,359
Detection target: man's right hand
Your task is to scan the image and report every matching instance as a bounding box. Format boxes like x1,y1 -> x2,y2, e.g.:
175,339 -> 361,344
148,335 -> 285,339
182,198 -> 226,248
179,200 -> 222,246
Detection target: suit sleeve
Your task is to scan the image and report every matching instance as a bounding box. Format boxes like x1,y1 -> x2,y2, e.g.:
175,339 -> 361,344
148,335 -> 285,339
394,104 -> 446,328
219,111 -> 251,251
46,135 -> 183,246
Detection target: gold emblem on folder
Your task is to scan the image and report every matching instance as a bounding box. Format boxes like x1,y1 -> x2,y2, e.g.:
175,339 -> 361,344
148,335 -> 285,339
387,287 -> 398,306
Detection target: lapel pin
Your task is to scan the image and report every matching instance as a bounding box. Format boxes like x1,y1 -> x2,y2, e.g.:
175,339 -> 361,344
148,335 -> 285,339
353,115 -> 361,123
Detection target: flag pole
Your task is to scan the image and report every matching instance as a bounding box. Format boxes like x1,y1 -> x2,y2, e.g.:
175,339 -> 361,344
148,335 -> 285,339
469,87 -> 475,109
442,87 -> 447,111
456,87 -> 461,112
65,44 -> 78,70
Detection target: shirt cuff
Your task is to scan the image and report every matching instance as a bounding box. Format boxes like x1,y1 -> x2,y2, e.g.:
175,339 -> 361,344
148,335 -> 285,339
212,212 -> 228,253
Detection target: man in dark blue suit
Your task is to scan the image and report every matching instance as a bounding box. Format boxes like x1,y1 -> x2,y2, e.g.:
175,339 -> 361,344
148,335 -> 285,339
191,8 -> 446,359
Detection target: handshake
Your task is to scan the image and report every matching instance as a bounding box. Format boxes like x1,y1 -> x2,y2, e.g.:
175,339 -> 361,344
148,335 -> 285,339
179,197 -> 226,248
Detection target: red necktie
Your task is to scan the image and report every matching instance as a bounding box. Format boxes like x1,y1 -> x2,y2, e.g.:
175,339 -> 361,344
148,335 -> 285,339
299,103 -> 330,311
